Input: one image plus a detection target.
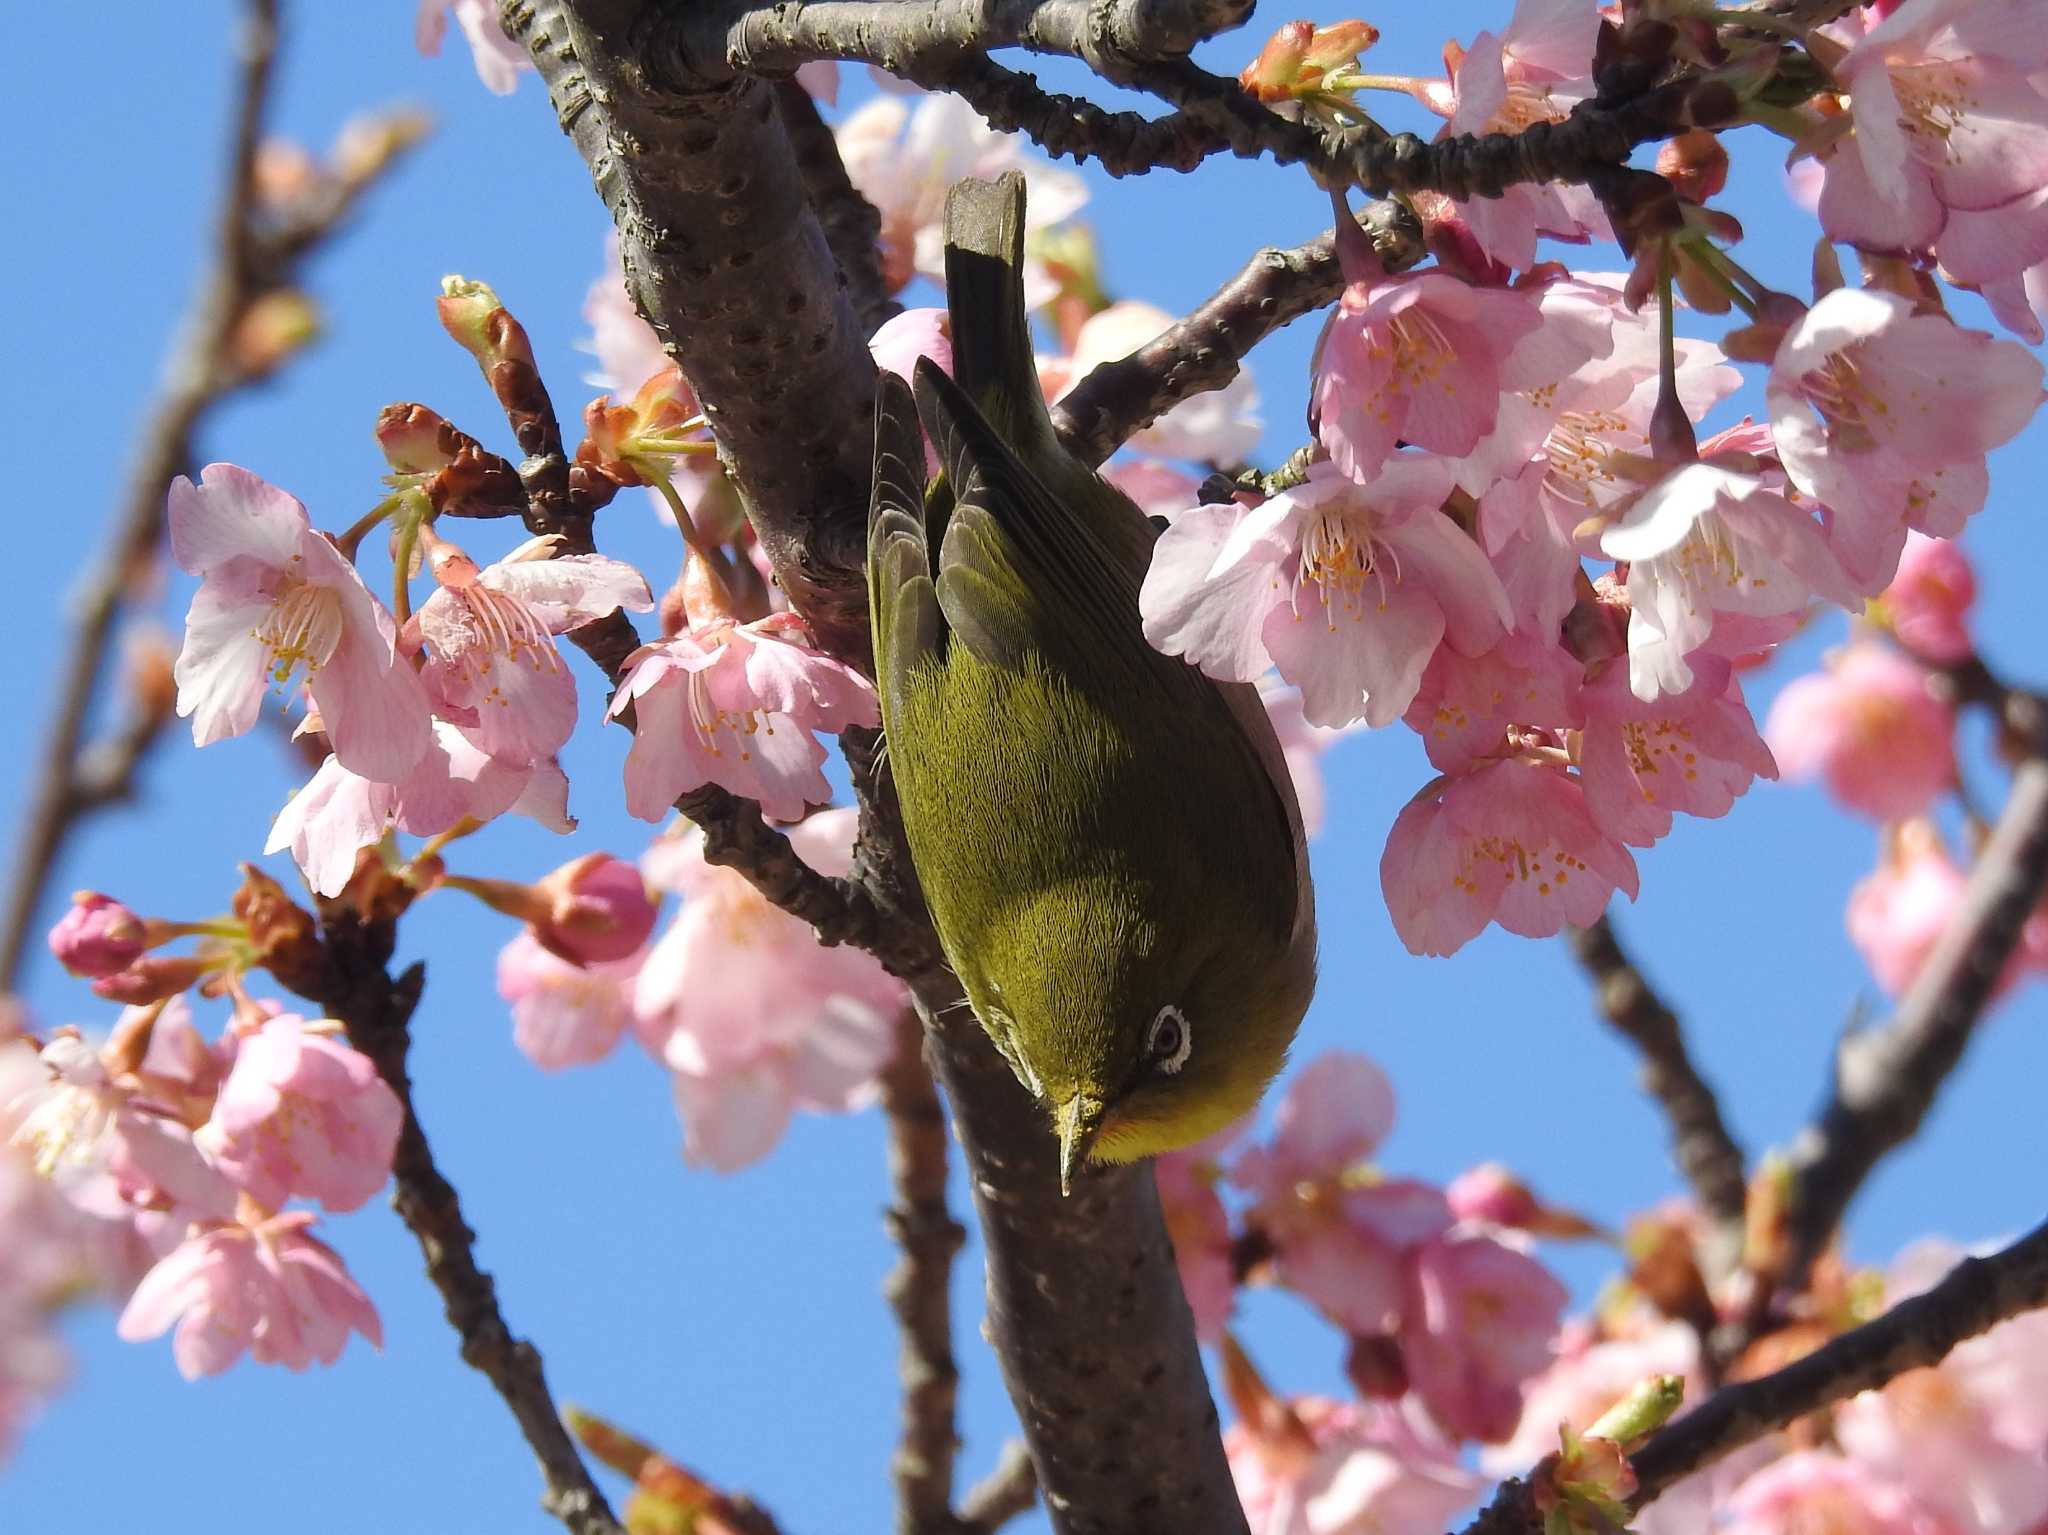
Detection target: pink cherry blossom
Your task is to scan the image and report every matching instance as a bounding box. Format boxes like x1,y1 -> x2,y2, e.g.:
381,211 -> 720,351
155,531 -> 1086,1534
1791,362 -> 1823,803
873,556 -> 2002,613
869,306 -> 954,383
0,1151 -> 81,1459
1233,1055 -> 1453,1336
1766,288 -> 2043,593
1575,653 -> 1777,847
267,722 -> 570,898
415,1 -> 532,95
496,930 -> 648,1070
1422,0 -> 1608,268
1844,821 -> 2042,998
1976,254 -> 2048,345
1834,1240 -> 2048,1535
1401,631 -> 1583,775
1881,531 -> 1977,663
1059,301 -> 1262,464
194,1014 -> 400,1214
1721,1452 -> 1957,1535
1311,272 -> 1544,481
1399,1231 -> 1568,1443
1813,0 -> 2048,257
116,1208 -> 381,1379
1226,1397 -> 1480,1535
7,1034 -> 233,1220
1598,428 -> 1862,701
1142,459 -> 1509,728
835,91 -> 1087,301
1106,460 -> 1204,521
48,893 -> 147,979
410,534 -> 650,767
1381,757 -> 1639,957
613,611 -> 878,823
635,811 -> 904,1170
170,464 -> 432,782
1766,645 -> 1956,821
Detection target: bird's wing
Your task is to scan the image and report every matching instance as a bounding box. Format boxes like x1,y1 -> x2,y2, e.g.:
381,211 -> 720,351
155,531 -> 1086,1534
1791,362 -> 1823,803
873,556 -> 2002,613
867,370 -> 944,725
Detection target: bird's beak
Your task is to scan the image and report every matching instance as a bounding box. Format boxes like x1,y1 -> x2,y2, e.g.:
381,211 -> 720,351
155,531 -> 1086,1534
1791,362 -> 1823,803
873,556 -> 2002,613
1055,1093 -> 1105,1197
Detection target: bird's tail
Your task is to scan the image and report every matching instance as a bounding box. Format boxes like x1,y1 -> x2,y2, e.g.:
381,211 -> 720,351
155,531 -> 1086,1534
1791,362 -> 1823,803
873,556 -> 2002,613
942,173 -> 1062,469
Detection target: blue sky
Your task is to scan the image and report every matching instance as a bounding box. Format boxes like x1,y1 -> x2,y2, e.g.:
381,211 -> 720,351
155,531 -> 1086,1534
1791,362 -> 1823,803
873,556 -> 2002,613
5,4 -> 2046,1532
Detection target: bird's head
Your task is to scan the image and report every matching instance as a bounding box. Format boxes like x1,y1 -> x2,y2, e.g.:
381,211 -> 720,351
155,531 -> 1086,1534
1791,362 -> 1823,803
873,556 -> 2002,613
976,878 -> 1315,1194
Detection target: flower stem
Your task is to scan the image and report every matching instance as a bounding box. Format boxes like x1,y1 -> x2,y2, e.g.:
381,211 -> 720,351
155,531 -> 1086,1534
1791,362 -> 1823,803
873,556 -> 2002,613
335,494 -> 402,562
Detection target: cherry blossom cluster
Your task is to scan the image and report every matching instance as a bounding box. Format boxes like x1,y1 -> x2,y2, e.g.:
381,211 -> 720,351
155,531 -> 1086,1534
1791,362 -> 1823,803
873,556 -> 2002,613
2,982 -> 395,1389
1156,1046 -> 2048,1535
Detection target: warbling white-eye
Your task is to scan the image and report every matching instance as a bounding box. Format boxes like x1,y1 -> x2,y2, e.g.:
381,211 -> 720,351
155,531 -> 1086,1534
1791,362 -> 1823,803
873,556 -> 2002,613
867,173 -> 1317,1194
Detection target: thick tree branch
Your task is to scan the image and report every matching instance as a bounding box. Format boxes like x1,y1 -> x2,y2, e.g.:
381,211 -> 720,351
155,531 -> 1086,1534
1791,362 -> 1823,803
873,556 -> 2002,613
878,1010 -> 969,1535
775,81 -> 901,339
1779,755 -> 2048,1285
1568,916 -> 1748,1258
0,0 -> 415,990
307,915 -> 623,1535
1464,1211 -> 2048,1534
506,0 -> 879,660
1050,198 -> 1421,467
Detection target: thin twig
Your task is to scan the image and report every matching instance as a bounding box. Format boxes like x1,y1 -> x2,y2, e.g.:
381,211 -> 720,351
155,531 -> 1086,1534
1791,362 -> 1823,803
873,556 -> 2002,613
1463,1211 -> 2048,1535
878,1009 -> 968,1535
309,913 -> 624,1535
1568,916 -> 1748,1261
0,0 -> 417,989
957,1441 -> 1039,1534
1778,755 -> 2048,1286
1050,200 -> 1421,467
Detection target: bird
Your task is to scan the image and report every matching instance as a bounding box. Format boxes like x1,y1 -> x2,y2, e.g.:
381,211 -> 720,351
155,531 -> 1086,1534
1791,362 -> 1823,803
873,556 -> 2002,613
865,172 -> 1316,1195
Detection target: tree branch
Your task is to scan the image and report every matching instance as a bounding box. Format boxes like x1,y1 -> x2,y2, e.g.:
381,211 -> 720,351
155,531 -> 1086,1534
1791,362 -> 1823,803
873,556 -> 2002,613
307,914 -> 624,1535
957,1441 -> 1039,1534
1778,755 -> 2048,1286
0,0 -> 416,990
1567,916 -> 1748,1261
1463,1211 -> 2048,1534
774,80 -> 901,338
1049,198 -> 1421,467
878,1009 -> 969,1535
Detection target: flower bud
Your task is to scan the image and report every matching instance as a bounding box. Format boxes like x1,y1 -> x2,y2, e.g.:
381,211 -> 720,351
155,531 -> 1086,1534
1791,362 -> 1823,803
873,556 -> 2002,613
1655,130 -> 1729,203
376,402 -> 463,475
92,953 -> 215,1005
49,892 -> 147,978
437,276 -> 534,373
233,864 -> 326,997
1879,532 -> 1976,663
228,290 -> 321,380
1238,19 -> 1379,102
533,854 -> 658,966
333,108 -> 431,189
252,139 -> 319,212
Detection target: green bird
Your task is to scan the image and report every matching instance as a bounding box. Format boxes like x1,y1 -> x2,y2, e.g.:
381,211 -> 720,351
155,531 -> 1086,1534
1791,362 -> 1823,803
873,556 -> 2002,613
866,174 -> 1317,1194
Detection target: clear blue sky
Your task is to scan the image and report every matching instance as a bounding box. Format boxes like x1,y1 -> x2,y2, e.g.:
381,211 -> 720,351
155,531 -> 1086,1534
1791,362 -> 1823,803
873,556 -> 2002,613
5,5 -> 2046,1532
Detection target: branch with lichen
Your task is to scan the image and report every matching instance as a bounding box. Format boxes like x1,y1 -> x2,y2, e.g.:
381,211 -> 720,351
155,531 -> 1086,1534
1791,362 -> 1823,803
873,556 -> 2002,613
0,0 -> 420,992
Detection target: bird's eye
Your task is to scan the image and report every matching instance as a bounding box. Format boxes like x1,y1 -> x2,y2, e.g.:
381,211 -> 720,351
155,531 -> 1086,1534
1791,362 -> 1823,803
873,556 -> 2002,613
1146,1005 -> 1192,1075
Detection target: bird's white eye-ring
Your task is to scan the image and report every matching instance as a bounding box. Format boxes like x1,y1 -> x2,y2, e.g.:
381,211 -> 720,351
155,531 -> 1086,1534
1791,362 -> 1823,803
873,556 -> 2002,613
1146,1005 -> 1193,1075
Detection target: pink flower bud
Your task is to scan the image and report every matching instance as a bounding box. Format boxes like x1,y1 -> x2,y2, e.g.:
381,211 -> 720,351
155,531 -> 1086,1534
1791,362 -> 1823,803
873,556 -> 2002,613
1766,645 -> 1956,821
91,953 -> 215,1005
1447,1164 -> 1542,1228
533,853 -> 659,967
376,402 -> 462,474
49,892 -> 147,978
436,276 -> 533,372
1238,19 -> 1379,102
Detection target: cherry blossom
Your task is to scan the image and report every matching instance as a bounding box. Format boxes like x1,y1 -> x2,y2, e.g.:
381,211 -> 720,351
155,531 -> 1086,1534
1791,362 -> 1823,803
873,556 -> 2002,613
194,1014 -> 400,1214
1226,1395 -> 1480,1535
1575,654 -> 1777,847
1720,1451 -> 1956,1535
1420,0 -> 1607,269
1766,644 -> 1956,820
634,812 -> 904,1171
1766,288 -> 2043,593
1310,272 -> 1544,481
1880,532 -> 1976,663
1141,459 -> 1510,729
1483,1319 -> 1701,1477
1258,680 -> 1356,838
1381,757 -> 1638,956
1107,460 -> 1205,522
496,931 -> 649,1071
612,610 -> 878,823
869,306 -> 954,384
1401,631 -> 1583,776
170,464 -> 432,782
409,533 -> 651,768
1399,1231 -> 1568,1442
116,1208 -> 381,1378
415,1 -> 532,95
1597,426 -> 1862,701
1811,0 -> 2048,258
1155,1138 -> 1238,1343
267,723 -> 572,898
